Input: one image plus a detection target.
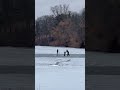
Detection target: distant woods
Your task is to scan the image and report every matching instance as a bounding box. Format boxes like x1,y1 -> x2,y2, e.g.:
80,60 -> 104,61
51,4 -> 70,17
35,4 -> 85,48
0,0 -> 34,47
86,0 -> 120,52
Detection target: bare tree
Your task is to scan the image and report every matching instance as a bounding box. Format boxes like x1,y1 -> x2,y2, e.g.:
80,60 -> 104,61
51,4 -> 70,17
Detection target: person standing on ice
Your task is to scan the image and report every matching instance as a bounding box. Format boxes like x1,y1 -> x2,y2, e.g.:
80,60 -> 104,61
64,51 -> 66,56
57,49 -> 59,56
66,50 -> 70,56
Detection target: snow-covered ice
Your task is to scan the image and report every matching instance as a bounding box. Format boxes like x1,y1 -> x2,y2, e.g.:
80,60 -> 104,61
35,46 -> 85,90
0,47 -> 34,65
35,46 -> 85,54
86,51 -> 120,66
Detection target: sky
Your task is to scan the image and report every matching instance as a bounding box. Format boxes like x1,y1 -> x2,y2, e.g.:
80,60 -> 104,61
35,0 -> 85,19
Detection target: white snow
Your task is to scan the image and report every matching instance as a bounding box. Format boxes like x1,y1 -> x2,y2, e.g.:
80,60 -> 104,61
35,46 -> 85,54
35,46 -> 85,90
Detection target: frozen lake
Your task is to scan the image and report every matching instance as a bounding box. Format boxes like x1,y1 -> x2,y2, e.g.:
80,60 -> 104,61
0,47 -> 34,89
35,46 -> 85,90
0,74 -> 34,90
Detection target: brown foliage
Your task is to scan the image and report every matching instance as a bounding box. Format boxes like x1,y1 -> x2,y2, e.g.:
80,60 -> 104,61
35,6 -> 85,48
50,19 -> 81,47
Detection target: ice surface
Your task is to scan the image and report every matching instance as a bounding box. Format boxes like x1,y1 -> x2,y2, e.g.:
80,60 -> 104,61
35,46 -> 85,90
0,47 -> 34,65
35,46 -> 85,54
0,74 -> 34,89
86,51 -> 120,66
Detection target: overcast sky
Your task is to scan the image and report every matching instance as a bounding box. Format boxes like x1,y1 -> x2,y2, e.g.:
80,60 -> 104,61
35,0 -> 85,19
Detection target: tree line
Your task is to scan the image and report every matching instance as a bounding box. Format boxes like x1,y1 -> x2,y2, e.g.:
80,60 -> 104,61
35,4 -> 85,48
86,0 -> 120,52
0,0 -> 34,47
